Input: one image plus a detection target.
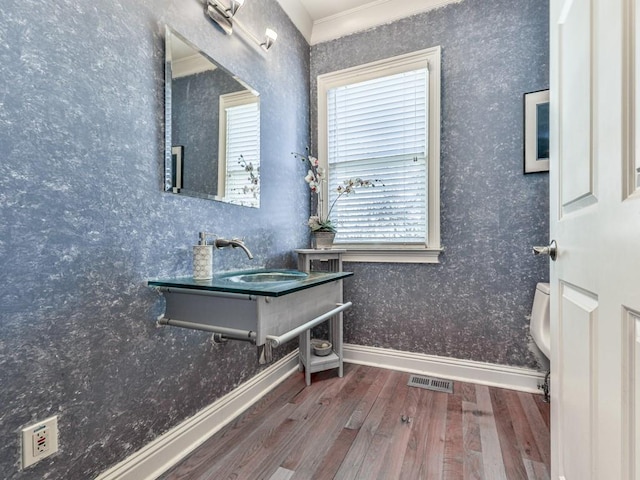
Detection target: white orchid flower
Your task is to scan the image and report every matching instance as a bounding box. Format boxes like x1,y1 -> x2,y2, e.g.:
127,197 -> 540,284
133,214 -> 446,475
304,170 -> 315,184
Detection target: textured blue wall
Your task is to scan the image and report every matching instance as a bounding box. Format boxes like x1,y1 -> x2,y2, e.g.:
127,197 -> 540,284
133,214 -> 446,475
0,0 -> 309,478
311,0 -> 550,367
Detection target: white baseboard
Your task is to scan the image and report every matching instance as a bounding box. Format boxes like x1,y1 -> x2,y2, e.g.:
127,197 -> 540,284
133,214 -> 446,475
95,351 -> 299,480
343,343 -> 545,394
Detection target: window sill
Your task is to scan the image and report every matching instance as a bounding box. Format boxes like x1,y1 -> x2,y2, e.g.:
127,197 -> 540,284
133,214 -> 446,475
332,246 -> 443,264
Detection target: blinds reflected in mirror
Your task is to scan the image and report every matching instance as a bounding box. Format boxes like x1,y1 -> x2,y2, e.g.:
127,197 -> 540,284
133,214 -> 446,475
219,91 -> 260,207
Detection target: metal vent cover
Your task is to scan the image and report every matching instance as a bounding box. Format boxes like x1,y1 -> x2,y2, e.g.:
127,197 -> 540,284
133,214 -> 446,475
407,374 -> 453,394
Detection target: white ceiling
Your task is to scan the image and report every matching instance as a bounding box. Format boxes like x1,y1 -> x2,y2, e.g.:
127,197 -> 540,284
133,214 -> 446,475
275,0 -> 462,45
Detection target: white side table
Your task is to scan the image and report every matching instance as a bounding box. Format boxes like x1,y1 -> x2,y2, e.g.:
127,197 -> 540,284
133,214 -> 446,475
295,248 -> 346,274
295,249 -> 346,385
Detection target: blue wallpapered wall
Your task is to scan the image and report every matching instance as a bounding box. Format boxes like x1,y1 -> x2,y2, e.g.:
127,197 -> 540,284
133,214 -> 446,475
311,0 -> 550,366
0,0 -> 309,477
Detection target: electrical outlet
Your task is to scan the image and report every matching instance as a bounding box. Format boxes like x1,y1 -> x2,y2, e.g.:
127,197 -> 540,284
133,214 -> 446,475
21,416 -> 58,469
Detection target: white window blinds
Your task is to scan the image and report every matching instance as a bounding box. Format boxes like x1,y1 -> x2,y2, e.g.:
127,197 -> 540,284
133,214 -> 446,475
224,100 -> 260,207
327,68 -> 428,244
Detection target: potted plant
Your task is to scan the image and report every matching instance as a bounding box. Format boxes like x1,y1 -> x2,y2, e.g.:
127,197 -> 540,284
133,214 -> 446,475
293,149 -> 379,249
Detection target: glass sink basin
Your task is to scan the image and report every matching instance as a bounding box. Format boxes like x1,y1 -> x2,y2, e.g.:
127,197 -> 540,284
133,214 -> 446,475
221,269 -> 308,284
149,270 -> 352,297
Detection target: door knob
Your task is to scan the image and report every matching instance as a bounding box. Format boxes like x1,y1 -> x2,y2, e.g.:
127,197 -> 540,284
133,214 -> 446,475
532,240 -> 558,261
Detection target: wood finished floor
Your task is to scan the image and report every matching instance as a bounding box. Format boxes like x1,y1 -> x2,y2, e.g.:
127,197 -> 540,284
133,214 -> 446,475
159,364 -> 550,480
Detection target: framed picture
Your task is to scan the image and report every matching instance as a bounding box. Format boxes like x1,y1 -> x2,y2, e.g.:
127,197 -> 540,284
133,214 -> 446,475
524,89 -> 550,173
171,145 -> 184,192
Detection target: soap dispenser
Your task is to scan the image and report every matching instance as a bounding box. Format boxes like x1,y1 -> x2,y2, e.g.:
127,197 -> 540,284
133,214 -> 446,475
193,232 -> 214,280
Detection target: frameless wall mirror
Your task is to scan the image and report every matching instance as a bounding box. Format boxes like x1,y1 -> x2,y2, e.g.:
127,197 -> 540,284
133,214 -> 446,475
165,25 -> 260,208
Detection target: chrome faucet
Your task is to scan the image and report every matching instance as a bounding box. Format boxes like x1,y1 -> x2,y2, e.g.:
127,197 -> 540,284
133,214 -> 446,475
214,237 -> 254,259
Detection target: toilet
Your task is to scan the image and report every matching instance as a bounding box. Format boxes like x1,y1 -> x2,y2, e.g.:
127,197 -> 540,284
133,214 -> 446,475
530,282 -> 550,362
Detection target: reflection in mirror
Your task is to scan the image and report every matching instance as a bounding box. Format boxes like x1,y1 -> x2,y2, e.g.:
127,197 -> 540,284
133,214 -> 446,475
165,26 -> 260,207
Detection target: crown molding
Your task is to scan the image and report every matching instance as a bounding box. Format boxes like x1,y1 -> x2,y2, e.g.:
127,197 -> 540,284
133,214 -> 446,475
172,54 -> 217,78
277,0 -> 463,45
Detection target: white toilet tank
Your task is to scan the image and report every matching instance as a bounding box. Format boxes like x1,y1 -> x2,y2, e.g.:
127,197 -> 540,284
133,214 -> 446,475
530,282 -> 550,360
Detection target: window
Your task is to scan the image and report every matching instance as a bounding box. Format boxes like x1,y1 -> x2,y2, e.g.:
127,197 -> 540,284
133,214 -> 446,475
318,47 -> 442,263
218,91 -> 260,207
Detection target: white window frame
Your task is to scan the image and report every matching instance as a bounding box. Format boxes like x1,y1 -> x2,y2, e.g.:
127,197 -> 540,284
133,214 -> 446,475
317,47 -> 442,263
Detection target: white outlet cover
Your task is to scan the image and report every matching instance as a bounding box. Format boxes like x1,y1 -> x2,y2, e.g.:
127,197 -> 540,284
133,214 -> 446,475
21,415 -> 59,469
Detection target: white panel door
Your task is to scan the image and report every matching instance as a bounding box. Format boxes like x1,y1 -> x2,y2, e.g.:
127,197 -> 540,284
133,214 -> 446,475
550,0 -> 640,478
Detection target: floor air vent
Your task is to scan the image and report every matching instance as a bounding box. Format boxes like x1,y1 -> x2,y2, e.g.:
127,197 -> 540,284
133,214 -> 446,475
407,375 -> 453,394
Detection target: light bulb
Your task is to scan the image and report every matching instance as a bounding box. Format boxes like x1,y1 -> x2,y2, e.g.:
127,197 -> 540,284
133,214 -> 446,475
261,28 -> 278,51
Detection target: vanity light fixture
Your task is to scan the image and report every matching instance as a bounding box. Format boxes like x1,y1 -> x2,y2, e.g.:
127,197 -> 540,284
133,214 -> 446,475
261,28 -> 278,51
206,0 -> 244,34
205,0 -> 277,52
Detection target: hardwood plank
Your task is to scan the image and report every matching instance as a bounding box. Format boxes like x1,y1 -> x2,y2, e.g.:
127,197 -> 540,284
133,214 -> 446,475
283,366 -> 382,478
376,386 -> 421,479
462,400 -> 485,480
517,392 -> 551,472
460,381 -> 478,403
443,389 -> 464,480
232,366 -> 364,480
224,406 -> 326,479
344,367 -> 392,430
475,385 -> 508,480
289,366 -> 353,406
186,404 -> 301,480
287,364 -> 361,421
523,458 -> 551,480
298,368 -> 388,480
310,428 -> 358,480
464,450 -> 485,480
268,467 -> 295,480
333,370 -> 404,479
357,375 -> 411,478
159,373 -> 304,479
201,370 -> 357,479
489,388 -> 528,480
504,389 -> 544,463
533,391 -> 551,429
214,413 -> 304,479
462,401 -> 482,453
398,386 -> 435,479
423,392 -> 449,480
